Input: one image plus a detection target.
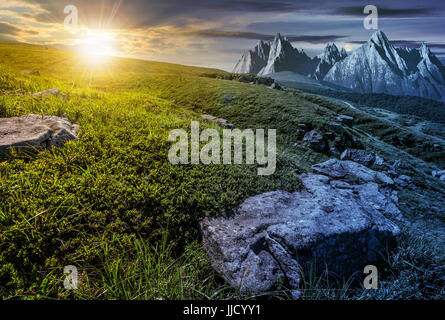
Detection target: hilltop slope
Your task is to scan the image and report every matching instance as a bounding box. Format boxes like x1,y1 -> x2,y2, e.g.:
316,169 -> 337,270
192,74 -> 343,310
0,41 -> 444,299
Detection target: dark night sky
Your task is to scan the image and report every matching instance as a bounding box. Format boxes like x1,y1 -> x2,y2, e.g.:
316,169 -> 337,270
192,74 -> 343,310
1,0 -> 444,70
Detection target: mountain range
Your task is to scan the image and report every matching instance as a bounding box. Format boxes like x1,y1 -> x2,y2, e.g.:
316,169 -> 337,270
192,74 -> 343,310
233,31 -> 445,102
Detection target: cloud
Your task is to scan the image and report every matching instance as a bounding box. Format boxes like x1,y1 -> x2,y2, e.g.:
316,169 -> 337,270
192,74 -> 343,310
199,1 -> 303,13
0,22 -> 21,35
3,0 -> 445,70
335,6 -> 435,17
390,41 -> 445,49
286,35 -> 348,43
182,30 -> 347,43
350,39 -> 445,50
13,0 -> 304,29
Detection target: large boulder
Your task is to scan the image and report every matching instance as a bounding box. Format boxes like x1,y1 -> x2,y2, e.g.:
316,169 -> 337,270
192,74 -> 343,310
201,159 -> 401,298
0,114 -> 79,160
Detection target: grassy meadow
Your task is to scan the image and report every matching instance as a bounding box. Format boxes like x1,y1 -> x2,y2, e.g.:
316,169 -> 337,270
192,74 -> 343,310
0,41 -> 444,299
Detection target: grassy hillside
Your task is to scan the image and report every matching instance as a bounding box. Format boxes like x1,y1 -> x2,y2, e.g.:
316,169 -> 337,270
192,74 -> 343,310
0,41 -> 444,299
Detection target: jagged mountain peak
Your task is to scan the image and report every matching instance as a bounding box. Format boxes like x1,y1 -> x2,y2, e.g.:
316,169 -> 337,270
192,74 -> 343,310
324,31 -> 445,101
313,42 -> 347,80
258,34 -> 315,76
274,32 -> 284,40
324,42 -> 338,51
318,43 -> 345,60
232,39 -> 271,74
369,30 -> 390,46
420,42 -> 432,57
232,30 -> 445,102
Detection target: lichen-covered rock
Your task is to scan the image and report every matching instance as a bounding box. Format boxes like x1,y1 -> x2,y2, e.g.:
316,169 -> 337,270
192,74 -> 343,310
394,175 -> 412,187
201,159 -> 401,299
340,149 -> 376,167
312,159 -> 394,186
302,130 -> 326,152
0,114 -> 78,160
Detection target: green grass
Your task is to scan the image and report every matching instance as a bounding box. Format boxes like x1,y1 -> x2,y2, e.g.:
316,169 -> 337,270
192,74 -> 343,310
0,41 -> 444,300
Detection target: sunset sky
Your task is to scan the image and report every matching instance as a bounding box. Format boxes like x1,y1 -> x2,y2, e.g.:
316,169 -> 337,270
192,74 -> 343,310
1,0 -> 445,71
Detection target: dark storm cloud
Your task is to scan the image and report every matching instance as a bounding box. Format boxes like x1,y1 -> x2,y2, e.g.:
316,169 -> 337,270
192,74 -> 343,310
19,0 -> 303,28
185,30 -> 347,43
199,1 -> 303,12
0,22 -> 21,35
335,6 -> 435,17
15,0 -> 445,28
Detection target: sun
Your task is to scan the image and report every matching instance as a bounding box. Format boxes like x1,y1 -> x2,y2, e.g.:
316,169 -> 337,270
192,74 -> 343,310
345,44 -> 353,52
77,30 -> 116,62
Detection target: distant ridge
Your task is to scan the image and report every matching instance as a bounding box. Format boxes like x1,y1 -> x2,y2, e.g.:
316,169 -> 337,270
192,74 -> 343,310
233,31 -> 445,102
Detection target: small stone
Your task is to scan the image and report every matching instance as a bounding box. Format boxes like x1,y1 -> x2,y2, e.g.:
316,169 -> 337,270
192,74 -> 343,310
373,155 -> 389,168
268,82 -> 281,90
336,115 -> 354,127
202,114 -> 234,128
432,170 -> 445,178
202,114 -> 216,121
31,88 -> 60,97
302,130 -> 326,152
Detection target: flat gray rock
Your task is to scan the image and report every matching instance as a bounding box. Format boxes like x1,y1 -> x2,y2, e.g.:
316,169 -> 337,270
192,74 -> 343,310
31,88 -> 60,97
312,159 -> 394,186
0,114 -> 78,159
201,159 -> 401,298
201,114 -> 234,128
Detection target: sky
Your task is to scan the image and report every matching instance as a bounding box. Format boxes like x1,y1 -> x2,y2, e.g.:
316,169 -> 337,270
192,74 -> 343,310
1,0 -> 445,71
